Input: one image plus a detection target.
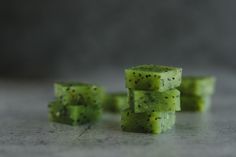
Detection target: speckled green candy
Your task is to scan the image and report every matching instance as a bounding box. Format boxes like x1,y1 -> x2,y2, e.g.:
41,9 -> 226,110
128,89 -> 181,113
54,82 -> 106,106
178,76 -> 216,96
121,108 -> 175,134
103,92 -> 128,113
48,101 -> 101,125
180,95 -> 212,112
125,65 -> 182,91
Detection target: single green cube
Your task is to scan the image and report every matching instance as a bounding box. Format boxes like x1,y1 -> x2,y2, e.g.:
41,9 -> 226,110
128,89 -> 181,113
178,76 -> 216,96
54,82 -> 106,106
121,108 -> 175,134
103,92 -> 128,113
48,101 -> 101,125
180,95 -> 212,112
125,65 -> 182,91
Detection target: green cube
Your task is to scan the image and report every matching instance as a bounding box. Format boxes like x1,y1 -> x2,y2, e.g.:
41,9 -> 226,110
54,82 -> 106,106
121,108 -> 175,134
48,101 -> 101,125
125,65 -> 182,91
128,89 -> 181,113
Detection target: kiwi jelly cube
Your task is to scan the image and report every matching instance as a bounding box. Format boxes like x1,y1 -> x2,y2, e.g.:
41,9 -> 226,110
129,89 -> 180,113
179,76 -> 216,96
54,82 -> 106,106
121,108 -> 174,134
125,65 -> 182,91
66,105 -> 101,125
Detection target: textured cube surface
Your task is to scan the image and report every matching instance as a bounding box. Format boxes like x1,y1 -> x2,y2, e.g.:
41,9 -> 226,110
121,108 -> 175,134
48,101 -> 101,125
54,82 -> 106,106
125,65 -> 182,91
128,89 -> 180,113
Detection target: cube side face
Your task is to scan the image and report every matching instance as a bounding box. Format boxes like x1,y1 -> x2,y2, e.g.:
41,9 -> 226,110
121,109 -> 162,134
121,109 -> 176,134
48,101 -> 101,125
125,69 -> 161,91
125,65 -> 182,91
159,69 -> 182,92
130,89 -> 180,113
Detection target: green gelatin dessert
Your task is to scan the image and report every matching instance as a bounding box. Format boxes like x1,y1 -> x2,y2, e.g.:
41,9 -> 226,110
54,82 -> 106,106
121,108 -> 175,134
103,92 -> 128,113
179,76 -> 216,96
180,95 -> 212,112
128,89 -> 181,113
48,101 -> 101,125
125,65 -> 182,91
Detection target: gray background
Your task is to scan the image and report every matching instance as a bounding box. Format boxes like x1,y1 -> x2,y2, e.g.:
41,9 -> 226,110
1,0 -> 236,78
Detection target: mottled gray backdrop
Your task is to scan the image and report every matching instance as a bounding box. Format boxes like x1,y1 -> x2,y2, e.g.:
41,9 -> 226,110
1,0 -> 236,78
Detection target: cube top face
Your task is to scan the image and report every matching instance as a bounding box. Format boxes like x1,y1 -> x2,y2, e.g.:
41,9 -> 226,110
129,65 -> 181,73
125,65 -> 182,91
179,76 -> 216,96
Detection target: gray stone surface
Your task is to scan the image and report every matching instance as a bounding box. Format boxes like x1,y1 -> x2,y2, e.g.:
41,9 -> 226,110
0,68 -> 236,157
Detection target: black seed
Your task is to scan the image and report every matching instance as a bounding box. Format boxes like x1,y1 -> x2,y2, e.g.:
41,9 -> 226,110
139,73 -> 142,77
165,97 -> 168,99
129,79 -> 131,82
135,81 -> 138,84
127,112 -> 130,116
147,119 -> 150,122
148,75 -> 151,77
138,104 -> 141,108
155,117 -> 158,120
133,72 -> 136,75
66,87 -> 70,91
172,77 -> 175,80
172,96 -> 175,98
94,88 -> 97,91
146,75 -> 148,78
152,110 -> 155,112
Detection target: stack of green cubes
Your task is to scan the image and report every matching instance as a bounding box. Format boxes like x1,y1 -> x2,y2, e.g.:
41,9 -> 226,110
178,76 -> 216,112
48,82 -> 105,125
122,65 -> 182,134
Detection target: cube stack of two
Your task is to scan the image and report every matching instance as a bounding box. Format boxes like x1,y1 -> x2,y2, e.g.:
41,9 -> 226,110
121,65 -> 182,134
48,82 -> 105,125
